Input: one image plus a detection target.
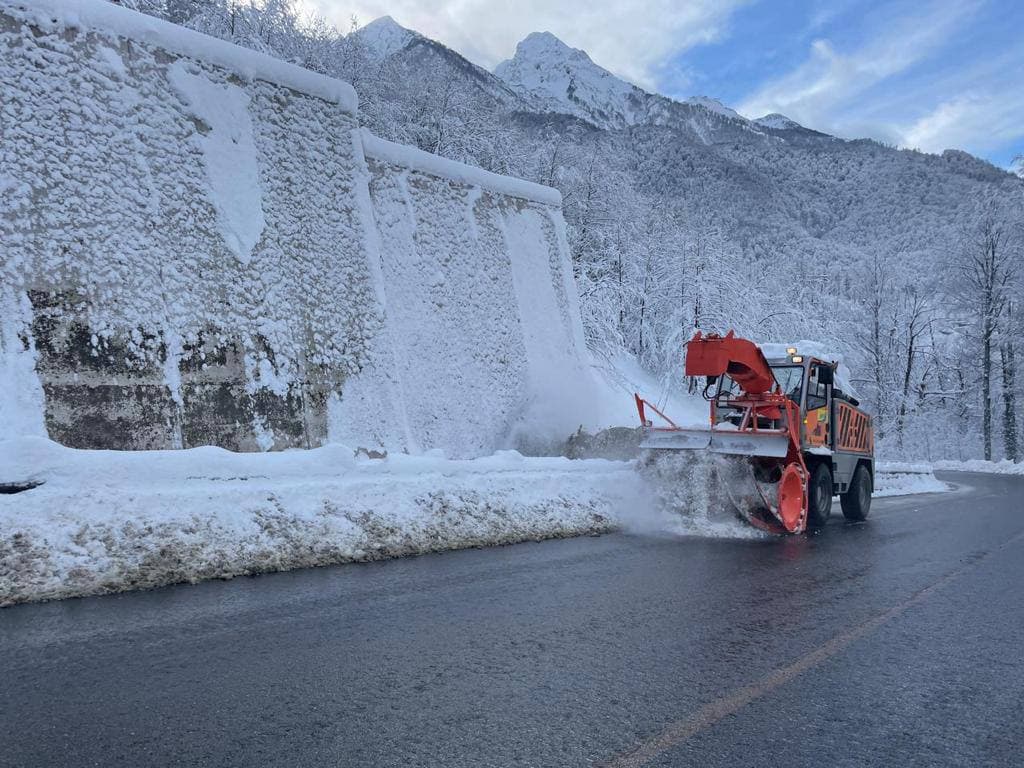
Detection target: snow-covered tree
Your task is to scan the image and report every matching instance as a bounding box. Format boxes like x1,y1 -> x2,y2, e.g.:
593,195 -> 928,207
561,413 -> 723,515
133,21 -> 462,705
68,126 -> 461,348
954,212 -> 1019,460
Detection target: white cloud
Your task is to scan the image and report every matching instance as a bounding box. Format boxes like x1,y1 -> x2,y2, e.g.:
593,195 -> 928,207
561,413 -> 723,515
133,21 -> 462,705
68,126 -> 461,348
734,0 -> 1024,161
901,91 -> 1024,155
737,0 -> 977,129
300,0 -> 747,89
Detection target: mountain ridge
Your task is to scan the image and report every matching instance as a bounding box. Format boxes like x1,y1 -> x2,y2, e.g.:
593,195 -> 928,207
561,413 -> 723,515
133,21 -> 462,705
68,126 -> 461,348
355,18 -> 809,137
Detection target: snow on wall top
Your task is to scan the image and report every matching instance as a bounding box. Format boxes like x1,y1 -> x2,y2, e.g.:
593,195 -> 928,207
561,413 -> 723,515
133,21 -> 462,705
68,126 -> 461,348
4,0 -> 357,112
361,130 -> 562,206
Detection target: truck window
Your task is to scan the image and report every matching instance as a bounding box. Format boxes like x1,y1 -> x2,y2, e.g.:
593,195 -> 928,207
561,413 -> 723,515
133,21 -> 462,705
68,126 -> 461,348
770,365 -> 804,403
807,364 -> 828,410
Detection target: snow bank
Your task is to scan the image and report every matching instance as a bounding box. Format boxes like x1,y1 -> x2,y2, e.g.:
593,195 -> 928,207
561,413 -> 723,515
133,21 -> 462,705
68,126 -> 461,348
874,462 -> 948,497
0,290 -> 46,437
0,437 -> 637,606
0,0 -> 585,458
0,440 -> 961,605
933,459 -> 1024,475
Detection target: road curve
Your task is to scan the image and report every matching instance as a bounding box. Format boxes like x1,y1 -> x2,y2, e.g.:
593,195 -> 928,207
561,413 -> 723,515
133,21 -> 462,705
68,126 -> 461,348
2,471 -> 1022,767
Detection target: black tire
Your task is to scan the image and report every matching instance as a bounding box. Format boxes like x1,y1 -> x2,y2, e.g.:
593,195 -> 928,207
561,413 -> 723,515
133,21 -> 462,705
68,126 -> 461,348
841,464 -> 872,521
806,462 -> 833,528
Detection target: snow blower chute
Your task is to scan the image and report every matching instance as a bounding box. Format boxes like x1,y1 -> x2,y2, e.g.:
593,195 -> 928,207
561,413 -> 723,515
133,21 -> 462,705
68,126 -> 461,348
635,331 -> 875,534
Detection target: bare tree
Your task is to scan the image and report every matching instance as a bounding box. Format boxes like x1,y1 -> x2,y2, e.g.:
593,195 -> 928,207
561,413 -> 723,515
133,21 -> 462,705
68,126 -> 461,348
857,253 -> 891,437
894,287 -> 931,446
1001,300 -> 1019,461
957,214 -> 1017,459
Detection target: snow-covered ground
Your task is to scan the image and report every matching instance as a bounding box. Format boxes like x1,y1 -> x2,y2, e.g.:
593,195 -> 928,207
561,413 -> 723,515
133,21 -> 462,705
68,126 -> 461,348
2,435 -> 953,607
933,459 -> 1024,475
0,437 -> 641,607
873,463 -> 949,497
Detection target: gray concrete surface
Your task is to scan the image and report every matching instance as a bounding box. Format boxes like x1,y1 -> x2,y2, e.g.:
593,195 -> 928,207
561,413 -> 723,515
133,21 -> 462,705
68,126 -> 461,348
1,471 -> 1021,767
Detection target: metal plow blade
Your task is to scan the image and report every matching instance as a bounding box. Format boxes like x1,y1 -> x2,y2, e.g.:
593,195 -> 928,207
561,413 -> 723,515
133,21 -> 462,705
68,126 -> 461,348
640,428 -> 789,459
639,429 -> 712,452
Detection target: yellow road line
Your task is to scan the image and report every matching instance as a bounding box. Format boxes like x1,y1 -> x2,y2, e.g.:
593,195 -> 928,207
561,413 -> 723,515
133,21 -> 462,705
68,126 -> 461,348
599,528 -> 1024,768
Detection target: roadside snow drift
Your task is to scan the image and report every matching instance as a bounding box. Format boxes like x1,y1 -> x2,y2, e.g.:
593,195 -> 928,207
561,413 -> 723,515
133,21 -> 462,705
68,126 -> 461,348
0,439 -> 956,605
0,0 -> 590,457
873,463 -> 948,497
0,438 -> 637,607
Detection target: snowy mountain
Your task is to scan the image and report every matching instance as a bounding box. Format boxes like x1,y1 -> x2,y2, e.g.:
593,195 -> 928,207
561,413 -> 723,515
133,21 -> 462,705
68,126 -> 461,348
350,16 -> 527,118
492,30 -> 758,133
753,113 -> 803,130
683,96 -> 746,121
494,32 -> 647,129
353,19 -> 772,139
351,15 -> 415,60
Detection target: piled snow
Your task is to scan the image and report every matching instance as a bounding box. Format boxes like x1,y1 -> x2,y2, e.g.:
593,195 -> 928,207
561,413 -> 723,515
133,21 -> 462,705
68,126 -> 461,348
874,462 -> 948,496
0,438 -> 960,605
0,289 -> 46,437
0,437 -> 638,606
933,459 -> 1024,475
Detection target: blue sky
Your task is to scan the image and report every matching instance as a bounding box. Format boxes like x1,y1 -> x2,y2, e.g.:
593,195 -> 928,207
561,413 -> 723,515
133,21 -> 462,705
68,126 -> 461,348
668,0 -> 1024,168
309,0 -> 1024,169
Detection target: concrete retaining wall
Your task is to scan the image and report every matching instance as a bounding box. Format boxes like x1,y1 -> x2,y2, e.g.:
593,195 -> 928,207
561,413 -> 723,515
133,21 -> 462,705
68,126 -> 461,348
0,0 -> 585,456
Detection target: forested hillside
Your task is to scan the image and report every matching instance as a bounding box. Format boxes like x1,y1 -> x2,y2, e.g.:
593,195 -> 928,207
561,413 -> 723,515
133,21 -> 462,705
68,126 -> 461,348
116,0 -> 1024,461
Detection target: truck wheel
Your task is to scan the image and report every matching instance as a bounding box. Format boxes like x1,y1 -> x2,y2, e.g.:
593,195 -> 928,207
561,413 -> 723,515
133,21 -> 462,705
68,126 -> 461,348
806,462 -> 833,528
841,465 -> 872,521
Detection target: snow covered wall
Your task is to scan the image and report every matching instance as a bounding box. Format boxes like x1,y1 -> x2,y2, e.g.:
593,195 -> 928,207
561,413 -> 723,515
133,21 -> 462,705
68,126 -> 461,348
0,0 -> 588,456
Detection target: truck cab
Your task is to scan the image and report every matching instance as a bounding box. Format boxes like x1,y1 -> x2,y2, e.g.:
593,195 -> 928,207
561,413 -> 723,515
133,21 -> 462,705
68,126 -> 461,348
763,351 -> 874,523
708,347 -> 875,526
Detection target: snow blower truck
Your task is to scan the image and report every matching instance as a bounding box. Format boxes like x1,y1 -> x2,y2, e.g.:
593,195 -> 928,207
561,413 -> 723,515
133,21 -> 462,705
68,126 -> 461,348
634,331 -> 874,534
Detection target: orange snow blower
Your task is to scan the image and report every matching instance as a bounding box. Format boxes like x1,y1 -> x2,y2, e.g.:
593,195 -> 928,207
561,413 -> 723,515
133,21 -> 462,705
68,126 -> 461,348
635,331 -> 875,534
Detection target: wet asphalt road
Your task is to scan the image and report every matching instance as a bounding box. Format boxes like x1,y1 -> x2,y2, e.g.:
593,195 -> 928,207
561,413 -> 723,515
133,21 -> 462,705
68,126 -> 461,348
1,471 -> 1022,768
